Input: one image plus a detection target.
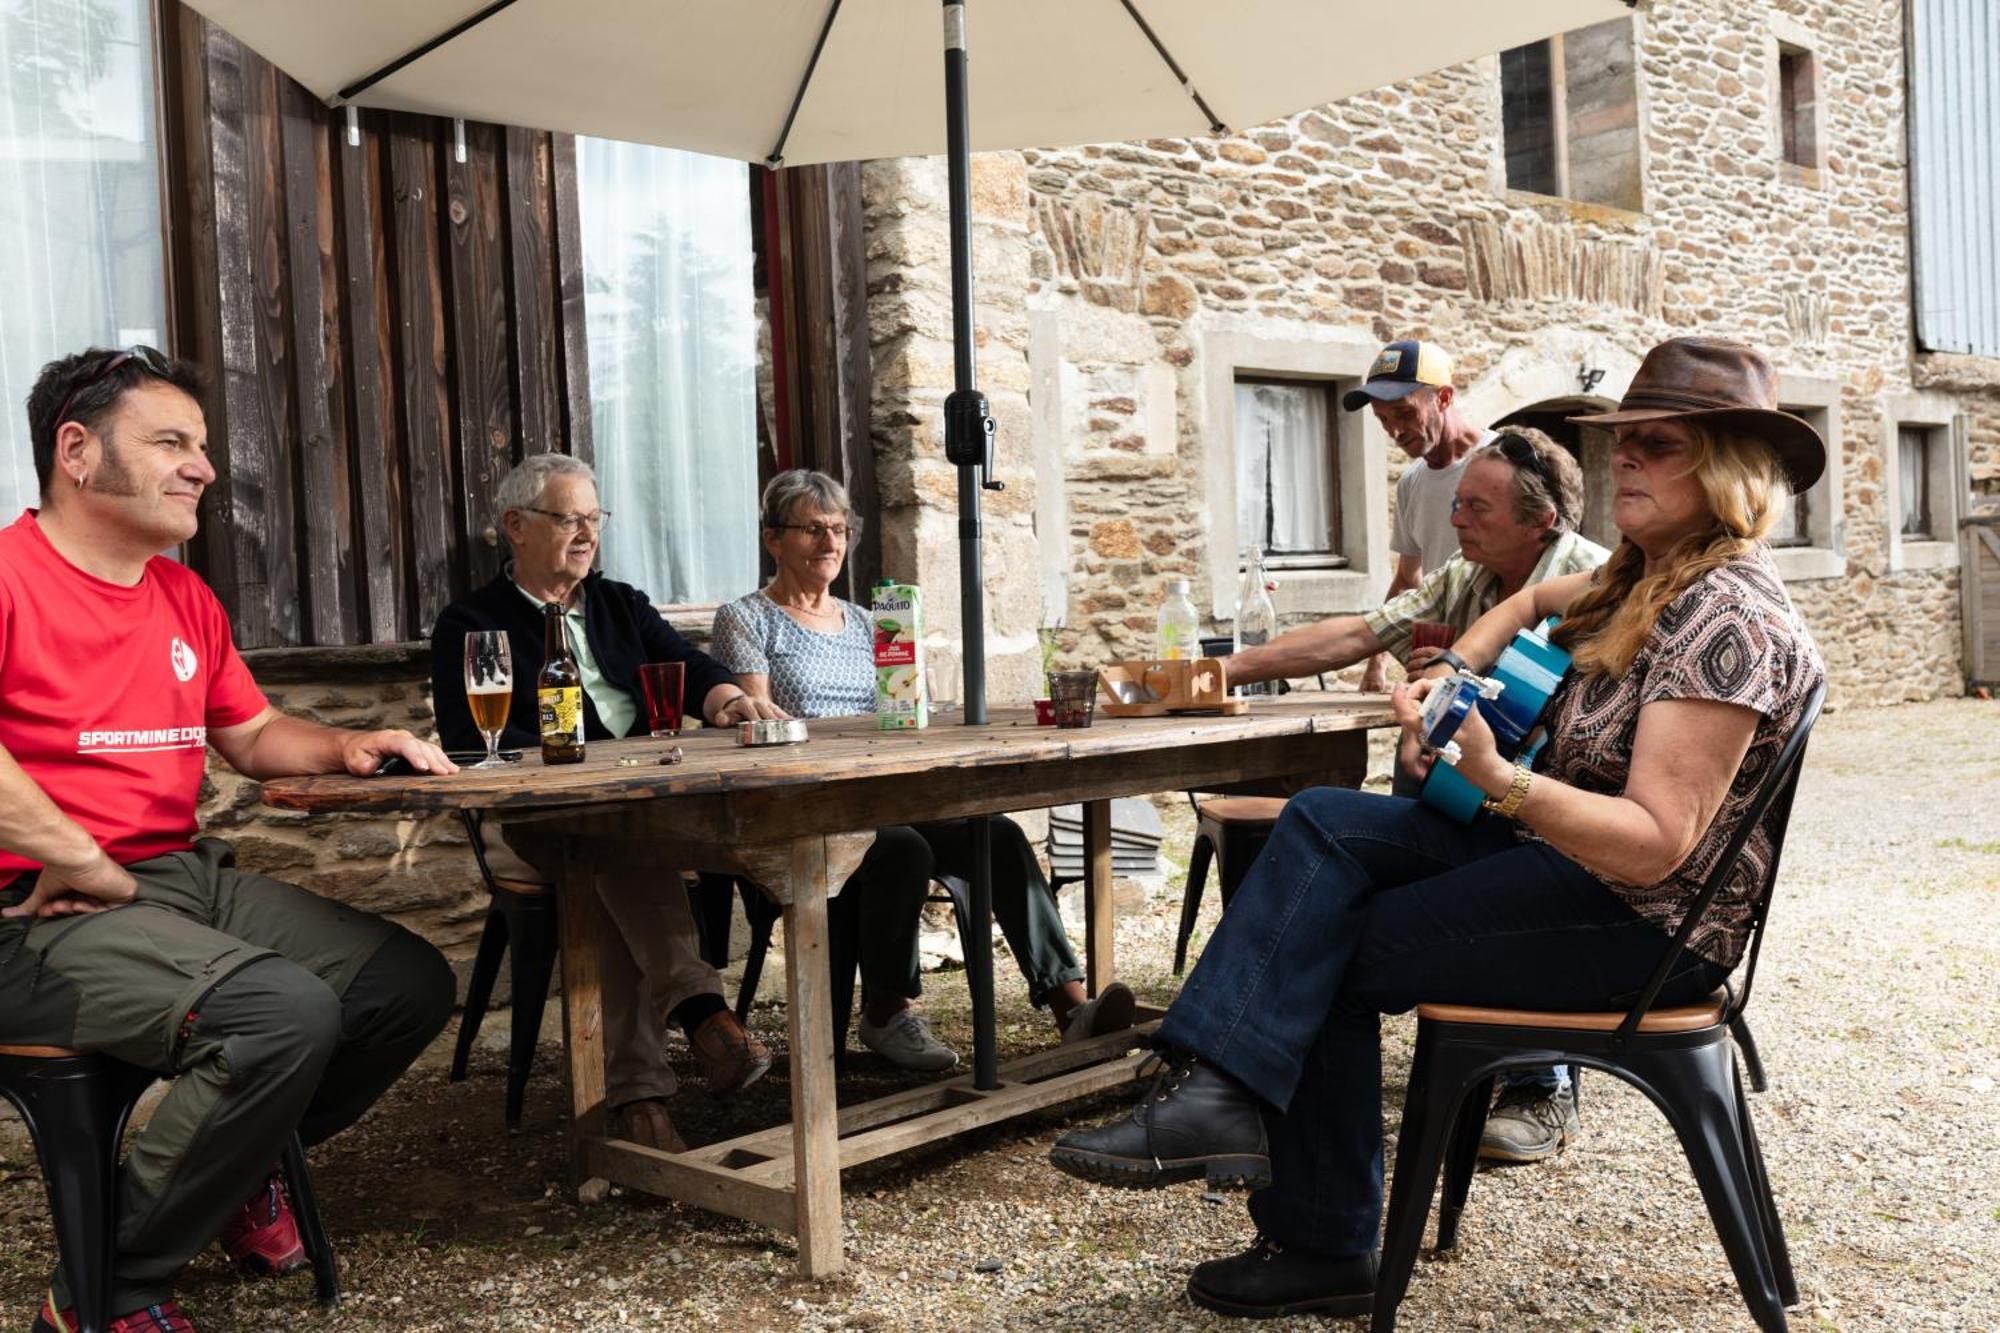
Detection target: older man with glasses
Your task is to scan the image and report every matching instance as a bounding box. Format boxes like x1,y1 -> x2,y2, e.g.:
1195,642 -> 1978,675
429,454 -> 784,1154
1221,427 -> 1608,1167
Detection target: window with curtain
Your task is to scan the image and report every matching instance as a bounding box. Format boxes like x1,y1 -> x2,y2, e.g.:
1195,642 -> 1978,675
576,139 -> 758,605
1234,377 -> 1339,560
0,0 -> 165,518
1899,426 -> 1935,538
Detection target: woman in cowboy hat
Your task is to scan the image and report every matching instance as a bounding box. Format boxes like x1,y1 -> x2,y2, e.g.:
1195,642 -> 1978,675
1046,337 -> 1828,1319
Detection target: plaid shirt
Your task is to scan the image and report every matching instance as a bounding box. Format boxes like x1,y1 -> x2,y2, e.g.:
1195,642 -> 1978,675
1363,529 -> 1610,664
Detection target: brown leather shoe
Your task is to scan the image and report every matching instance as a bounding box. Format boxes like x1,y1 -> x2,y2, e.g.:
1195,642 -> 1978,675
690,1010 -> 773,1097
612,1098 -> 686,1152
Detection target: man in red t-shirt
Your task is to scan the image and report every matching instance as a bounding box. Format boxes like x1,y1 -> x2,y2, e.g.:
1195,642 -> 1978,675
0,347 -> 458,1333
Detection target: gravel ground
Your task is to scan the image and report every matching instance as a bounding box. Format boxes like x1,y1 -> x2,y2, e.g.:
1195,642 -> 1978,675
1,698 -> 1995,1331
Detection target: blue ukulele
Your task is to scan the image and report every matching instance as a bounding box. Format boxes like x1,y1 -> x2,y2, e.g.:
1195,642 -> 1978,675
1416,618 -> 1572,822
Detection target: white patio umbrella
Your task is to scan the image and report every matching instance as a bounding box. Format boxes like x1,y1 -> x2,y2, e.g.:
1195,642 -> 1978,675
185,0 -> 1632,1083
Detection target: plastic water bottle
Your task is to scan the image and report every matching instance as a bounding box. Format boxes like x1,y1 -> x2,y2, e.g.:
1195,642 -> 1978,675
1156,577 -> 1199,660
1235,550 -> 1278,696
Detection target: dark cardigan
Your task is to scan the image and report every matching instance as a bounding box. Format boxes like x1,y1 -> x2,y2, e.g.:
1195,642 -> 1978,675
430,570 -> 737,753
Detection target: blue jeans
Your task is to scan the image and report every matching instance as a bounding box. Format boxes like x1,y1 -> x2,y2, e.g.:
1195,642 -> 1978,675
1155,788 -> 1729,1256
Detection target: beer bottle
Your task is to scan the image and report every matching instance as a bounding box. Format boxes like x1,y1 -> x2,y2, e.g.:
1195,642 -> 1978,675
537,602 -> 586,764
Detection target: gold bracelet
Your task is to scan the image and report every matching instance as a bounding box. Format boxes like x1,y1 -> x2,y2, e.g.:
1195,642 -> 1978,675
1482,765 -> 1534,819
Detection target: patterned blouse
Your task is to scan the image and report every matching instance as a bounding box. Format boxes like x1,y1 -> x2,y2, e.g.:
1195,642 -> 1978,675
710,590 -> 875,719
1530,547 -> 1825,968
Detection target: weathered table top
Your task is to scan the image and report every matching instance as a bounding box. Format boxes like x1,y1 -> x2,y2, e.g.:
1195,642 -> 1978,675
258,695 -> 1397,824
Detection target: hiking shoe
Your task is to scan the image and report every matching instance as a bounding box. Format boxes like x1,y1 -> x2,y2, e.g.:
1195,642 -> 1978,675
1186,1236 -> 1376,1319
1478,1081 -> 1580,1164
612,1098 -> 687,1153
857,1008 -> 959,1072
689,1009 -> 773,1097
35,1290 -> 198,1332
1049,1051 -> 1270,1189
219,1169 -> 307,1275
1060,981 -> 1138,1044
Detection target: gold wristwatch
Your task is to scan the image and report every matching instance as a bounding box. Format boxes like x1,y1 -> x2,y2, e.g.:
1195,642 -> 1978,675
1482,765 -> 1534,819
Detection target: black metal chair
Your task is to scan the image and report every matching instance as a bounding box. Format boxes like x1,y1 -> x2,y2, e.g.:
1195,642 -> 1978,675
1372,679 -> 1825,1333
449,810 -> 559,1129
1173,794 -> 1286,974
0,1047 -> 337,1333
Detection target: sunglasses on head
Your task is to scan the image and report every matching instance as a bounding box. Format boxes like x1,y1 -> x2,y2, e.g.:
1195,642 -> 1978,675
55,345 -> 175,429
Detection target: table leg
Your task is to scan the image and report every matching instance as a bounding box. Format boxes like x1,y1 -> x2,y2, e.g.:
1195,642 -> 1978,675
1084,799 -> 1114,994
783,835 -> 843,1276
557,864 -> 609,1181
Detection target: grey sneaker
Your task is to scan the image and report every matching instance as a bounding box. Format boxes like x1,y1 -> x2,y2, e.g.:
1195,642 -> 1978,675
857,1008 -> 960,1072
1478,1082 -> 1579,1164
1060,981 -> 1138,1044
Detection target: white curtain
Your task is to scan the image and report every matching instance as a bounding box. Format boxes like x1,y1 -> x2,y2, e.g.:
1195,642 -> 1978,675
576,138 -> 757,604
0,0 -> 165,518
1235,381 -> 1334,555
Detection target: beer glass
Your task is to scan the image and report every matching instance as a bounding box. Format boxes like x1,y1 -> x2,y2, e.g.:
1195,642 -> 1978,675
463,630 -> 514,767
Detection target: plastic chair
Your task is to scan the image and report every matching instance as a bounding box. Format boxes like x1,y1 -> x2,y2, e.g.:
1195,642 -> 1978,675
0,1047 -> 337,1332
1372,680 -> 1825,1333
449,810 -> 559,1129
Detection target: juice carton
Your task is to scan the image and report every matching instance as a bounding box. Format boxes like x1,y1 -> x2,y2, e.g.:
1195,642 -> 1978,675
871,580 -> 928,730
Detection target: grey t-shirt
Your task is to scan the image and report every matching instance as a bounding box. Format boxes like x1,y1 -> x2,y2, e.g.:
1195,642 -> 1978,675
1389,432 -> 1490,570
709,590 -> 875,719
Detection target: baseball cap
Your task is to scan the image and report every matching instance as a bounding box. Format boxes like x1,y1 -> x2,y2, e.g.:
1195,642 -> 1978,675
1341,340 -> 1453,411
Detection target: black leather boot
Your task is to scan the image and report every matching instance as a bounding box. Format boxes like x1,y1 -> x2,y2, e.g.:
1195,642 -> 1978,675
1187,1235 -> 1376,1319
1048,1051 -> 1270,1188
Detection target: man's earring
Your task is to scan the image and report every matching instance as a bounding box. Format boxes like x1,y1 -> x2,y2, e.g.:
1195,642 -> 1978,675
74,471 -> 85,489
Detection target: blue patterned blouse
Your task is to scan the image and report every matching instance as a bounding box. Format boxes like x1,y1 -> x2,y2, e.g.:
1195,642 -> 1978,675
710,590 -> 875,719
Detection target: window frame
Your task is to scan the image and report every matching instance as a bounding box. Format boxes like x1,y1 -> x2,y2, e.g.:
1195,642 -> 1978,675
1231,374 -> 1343,565
1768,19 -> 1829,188
1200,331 -> 1389,624
1492,16 -> 1647,215
1881,390 -> 1967,573
1764,373 -> 1845,581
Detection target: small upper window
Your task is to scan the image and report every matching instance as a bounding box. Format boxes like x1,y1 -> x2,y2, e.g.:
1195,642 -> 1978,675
1777,43 -> 1822,170
1498,19 -> 1642,211
1234,377 -> 1341,562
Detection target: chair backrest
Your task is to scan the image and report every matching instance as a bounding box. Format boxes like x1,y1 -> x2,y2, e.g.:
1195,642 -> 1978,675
1613,677 -> 1827,1044
461,808 -> 502,892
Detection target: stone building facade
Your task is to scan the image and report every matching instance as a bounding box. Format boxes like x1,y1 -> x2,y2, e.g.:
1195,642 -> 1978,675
865,0 -> 1996,708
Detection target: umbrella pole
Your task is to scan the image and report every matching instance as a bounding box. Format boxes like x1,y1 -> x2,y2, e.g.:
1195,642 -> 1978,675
941,0 -> 998,1091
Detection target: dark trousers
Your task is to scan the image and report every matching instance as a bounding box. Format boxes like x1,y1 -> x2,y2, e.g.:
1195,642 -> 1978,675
833,818 -> 1085,1009
0,839 -> 455,1310
1155,788 -> 1728,1256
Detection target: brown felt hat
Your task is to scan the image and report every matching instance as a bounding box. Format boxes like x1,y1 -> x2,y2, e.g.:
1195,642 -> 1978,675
1568,338 -> 1826,494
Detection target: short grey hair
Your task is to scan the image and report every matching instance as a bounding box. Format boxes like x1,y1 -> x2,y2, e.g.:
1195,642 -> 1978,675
759,468 -> 861,536
1467,427 -> 1583,544
496,453 -> 596,524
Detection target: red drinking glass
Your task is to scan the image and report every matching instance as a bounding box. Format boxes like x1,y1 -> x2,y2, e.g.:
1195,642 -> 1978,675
1411,621 -> 1457,654
639,661 -> 686,737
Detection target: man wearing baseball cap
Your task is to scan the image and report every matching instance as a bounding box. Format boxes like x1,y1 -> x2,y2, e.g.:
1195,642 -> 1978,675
1343,340 -> 1492,693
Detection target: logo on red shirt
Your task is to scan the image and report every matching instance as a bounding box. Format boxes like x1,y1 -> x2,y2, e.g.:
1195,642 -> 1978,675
170,636 -> 197,682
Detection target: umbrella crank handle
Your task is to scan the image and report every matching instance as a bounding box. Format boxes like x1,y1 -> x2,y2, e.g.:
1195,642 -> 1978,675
945,387 -> 1003,489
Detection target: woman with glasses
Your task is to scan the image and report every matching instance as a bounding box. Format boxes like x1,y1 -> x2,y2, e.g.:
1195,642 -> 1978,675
711,470 -> 1135,1073
1049,339 -> 1827,1321
430,454 -> 784,1153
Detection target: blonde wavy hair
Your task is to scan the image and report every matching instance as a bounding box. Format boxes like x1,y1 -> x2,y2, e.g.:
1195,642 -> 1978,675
1552,424 -> 1790,678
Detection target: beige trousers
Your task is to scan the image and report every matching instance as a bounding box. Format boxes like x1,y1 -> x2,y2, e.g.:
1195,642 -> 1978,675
482,820 -> 723,1105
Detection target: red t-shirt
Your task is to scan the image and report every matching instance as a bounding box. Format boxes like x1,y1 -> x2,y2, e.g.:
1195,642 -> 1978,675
0,511 -> 268,883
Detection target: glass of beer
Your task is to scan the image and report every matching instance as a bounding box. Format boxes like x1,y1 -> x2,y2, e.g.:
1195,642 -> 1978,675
463,630 -> 514,767
639,661 -> 686,737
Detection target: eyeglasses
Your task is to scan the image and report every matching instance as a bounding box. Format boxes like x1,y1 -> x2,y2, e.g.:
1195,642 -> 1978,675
1495,432 -> 1554,487
776,521 -> 851,542
523,507 -> 611,534
56,345 -> 174,428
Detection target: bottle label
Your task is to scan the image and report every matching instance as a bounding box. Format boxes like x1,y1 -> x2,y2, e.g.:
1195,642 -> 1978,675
538,686 -> 582,742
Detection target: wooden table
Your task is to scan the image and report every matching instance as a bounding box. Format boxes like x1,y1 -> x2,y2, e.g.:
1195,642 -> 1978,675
263,695 -> 1395,1276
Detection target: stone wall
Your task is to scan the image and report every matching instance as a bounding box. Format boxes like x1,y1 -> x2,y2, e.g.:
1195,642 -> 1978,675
855,0 -> 1993,706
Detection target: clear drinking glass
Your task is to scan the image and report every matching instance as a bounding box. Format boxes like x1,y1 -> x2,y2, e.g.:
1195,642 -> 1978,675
463,630 -> 514,767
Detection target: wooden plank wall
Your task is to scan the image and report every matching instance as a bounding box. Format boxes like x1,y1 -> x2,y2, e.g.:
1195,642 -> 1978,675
165,5 -> 591,647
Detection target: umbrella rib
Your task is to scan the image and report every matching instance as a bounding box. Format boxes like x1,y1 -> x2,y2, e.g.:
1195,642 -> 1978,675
336,0 -> 524,102
1116,0 -> 1226,135
766,0 -> 845,166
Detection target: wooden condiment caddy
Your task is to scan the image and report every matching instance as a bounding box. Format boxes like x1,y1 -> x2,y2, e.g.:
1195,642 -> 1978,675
1096,658 -> 1249,717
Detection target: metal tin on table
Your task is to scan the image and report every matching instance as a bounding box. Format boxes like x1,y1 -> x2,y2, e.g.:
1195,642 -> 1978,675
738,718 -> 809,747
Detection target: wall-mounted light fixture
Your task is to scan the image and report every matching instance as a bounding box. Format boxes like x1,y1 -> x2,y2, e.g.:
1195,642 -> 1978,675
1578,363 -> 1607,395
